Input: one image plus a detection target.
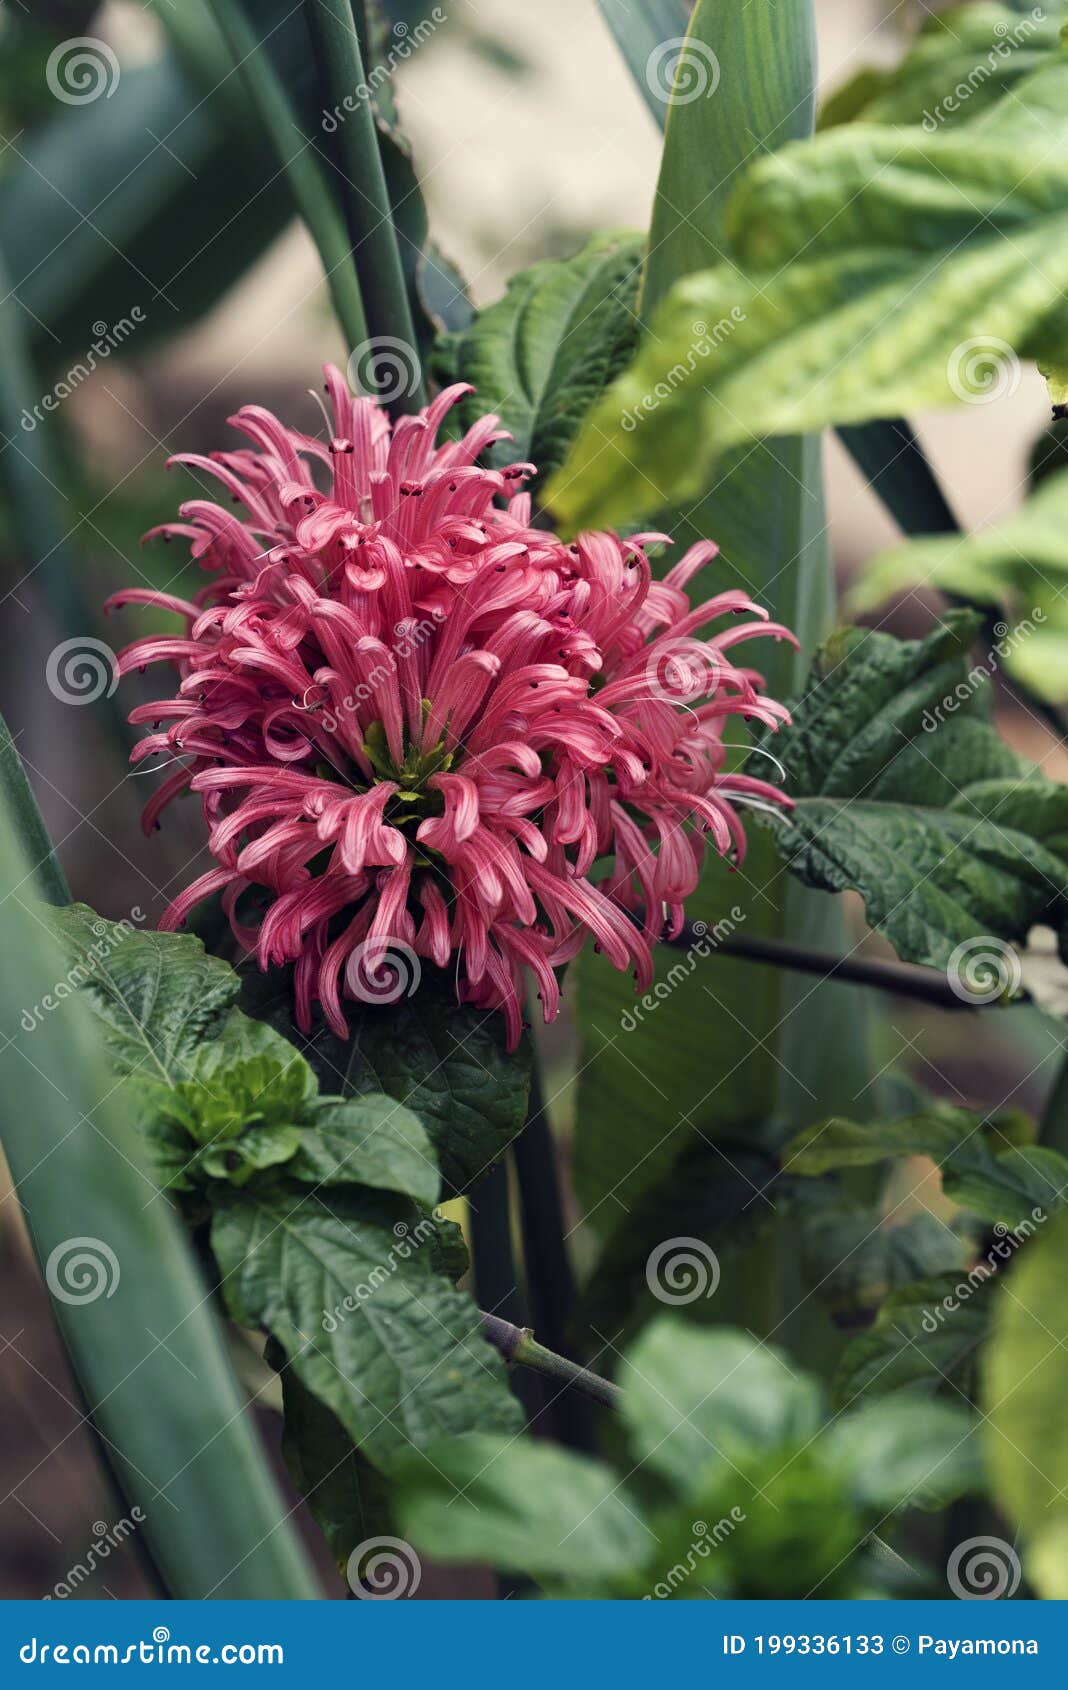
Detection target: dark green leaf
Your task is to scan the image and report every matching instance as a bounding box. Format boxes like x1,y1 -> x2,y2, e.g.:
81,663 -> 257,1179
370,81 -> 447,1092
751,613 -> 1068,972
834,1273 -> 991,1406
440,232 -> 643,493
800,1208 -> 966,1331
289,1094 -> 440,1206
279,1365 -> 392,1573
817,1394 -> 983,1512
210,1181 -> 523,1474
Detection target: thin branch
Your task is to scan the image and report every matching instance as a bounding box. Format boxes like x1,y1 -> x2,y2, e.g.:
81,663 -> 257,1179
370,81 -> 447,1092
480,1312 -> 622,1413
668,924 -> 977,1010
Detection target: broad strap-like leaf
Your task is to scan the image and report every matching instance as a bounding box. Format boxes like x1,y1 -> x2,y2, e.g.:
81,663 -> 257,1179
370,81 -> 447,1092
440,231 -> 644,493
750,613 -> 1068,973
595,0 -> 695,126
546,62 -> 1068,533
210,1181 -> 523,1475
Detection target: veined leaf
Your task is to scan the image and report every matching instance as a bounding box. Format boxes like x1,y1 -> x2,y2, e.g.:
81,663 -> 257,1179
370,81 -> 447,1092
853,467 -> 1068,705
243,966 -> 530,1197
547,75 -> 1068,534
819,3 -> 1062,131
210,1181 -> 523,1475
439,232 -> 643,493
785,1105 -> 1068,1228
833,1272 -> 991,1407
750,613 -> 1068,974
289,1095 -> 439,1207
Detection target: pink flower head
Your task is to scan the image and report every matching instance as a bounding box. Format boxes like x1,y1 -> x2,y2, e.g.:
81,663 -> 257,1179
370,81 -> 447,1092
110,367 -> 796,1049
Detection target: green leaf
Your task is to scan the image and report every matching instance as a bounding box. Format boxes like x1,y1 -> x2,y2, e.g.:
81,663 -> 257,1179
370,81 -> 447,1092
819,3 -> 1062,130
289,1094 -> 440,1207
620,1318 -> 824,1494
751,613 -> 1068,972
816,1394 -> 983,1512
853,469 -> 1068,705
0,794 -> 320,1597
800,1208 -> 966,1331
243,966 -> 530,1197
595,0 -> 694,126
985,1208 -> 1068,1553
47,906 -> 241,1086
0,711 -> 69,905
440,232 -> 643,494
397,1434 -> 651,1586
837,419 -> 959,539
785,1106 -> 1068,1228
278,1364 -> 392,1573
833,1273 -> 991,1406
210,1181 -> 523,1475
546,81 -> 1068,533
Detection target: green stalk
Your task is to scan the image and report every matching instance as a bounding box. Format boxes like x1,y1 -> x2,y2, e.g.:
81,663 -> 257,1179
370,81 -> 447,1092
302,0 -> 426,410
208,0 -> 368,352
0,809 -> 322,1598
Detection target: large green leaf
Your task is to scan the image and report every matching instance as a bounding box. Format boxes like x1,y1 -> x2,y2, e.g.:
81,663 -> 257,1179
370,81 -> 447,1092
985,1207 -> 1068,1591
440,232 -> 643,493
819,3 -> 1064,131
210,1181 -> 523,1475
546,63 -> 1068,533
620,1319 -> 824,1493
573,0 -> 868,1277
0,806 -> 320,1596
785,1105 -> 1068,1228
853,468 -> 1068,705
752,613 -> 1068,972
398,1434 -> 651,1585
816,1394 -> 983,1512
243,967 -> 530,1197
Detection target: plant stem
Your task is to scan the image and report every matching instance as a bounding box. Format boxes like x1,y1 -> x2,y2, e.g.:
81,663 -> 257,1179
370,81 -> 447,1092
302,0 -> 426,410
480,1313 -> 622,1413
668,924 -> 978,1010
209,0 -> 368,352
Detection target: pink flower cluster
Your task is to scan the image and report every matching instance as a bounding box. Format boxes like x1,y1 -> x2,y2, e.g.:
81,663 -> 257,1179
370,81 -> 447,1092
110,368 -> 795,1048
